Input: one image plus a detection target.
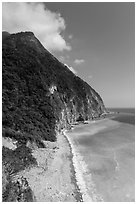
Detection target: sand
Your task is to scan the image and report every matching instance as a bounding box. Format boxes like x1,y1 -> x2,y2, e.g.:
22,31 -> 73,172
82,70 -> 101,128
12,133 -> 81,202
10,118 -> 134,202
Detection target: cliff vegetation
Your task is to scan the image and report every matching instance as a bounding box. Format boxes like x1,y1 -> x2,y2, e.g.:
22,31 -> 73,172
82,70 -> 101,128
2,31 -> 106,201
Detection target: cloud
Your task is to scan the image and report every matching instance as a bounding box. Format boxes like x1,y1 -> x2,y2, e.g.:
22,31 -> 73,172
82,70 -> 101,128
59,56 -> 66,63
2,2 -> 71,52
59,55 -> 70,63
68,34 -> 73,39
64,63 -> 77,74
74,59 -> 85,65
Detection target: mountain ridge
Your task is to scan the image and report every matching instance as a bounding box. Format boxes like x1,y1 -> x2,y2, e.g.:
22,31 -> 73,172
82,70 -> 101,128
2,31 -> 106,201
3,31 -> 106,142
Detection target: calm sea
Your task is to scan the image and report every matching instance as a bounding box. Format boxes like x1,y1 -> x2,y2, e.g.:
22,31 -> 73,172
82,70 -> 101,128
108,108 -> 135,125
66,108 -> 135,202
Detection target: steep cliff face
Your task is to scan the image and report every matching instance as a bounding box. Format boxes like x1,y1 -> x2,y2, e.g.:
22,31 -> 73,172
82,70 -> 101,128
3,31 -> 106,143
2,31 -> 106,201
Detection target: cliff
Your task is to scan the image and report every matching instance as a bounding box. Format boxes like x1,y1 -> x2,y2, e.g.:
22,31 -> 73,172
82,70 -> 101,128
2,31 -> 106,201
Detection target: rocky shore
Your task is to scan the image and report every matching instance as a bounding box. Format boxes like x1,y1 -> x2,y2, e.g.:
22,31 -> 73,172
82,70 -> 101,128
8,132 -> 82,202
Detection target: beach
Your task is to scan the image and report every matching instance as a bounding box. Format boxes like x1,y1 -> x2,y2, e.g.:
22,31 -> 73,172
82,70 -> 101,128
12,133 -> 82,202
10,116 -> 134,202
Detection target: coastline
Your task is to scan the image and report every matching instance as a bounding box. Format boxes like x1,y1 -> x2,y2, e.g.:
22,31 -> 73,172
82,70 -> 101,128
64,117 -> 135,202
62,133 -> 83,202
64,130 -> 93,202
9,114 -> 134,201
11,132 -> 82,202
64,121 -> 106,202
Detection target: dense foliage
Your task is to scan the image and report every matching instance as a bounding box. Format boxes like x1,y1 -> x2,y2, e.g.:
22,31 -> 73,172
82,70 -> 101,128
2,31 -> 106,201
2,31 -> 105,143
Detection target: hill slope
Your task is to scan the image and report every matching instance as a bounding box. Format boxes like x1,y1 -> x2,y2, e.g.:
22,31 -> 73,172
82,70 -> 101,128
3,31 -> 106,142
2,31 -> 106,201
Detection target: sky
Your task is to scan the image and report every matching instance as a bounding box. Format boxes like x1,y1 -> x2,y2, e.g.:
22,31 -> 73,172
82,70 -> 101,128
2,2 -> 135,108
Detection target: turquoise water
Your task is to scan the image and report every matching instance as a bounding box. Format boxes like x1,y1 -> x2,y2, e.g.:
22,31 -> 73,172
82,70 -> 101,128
67,109 -> 135,202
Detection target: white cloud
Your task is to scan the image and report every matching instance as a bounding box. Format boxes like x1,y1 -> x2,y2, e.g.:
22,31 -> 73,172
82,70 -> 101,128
74,59 -> 85,65
68,34 -> 73,39
59,55 -> 70,63
64,63 -> 77,74
2,2 -> 71,52
59,56 -> 66,63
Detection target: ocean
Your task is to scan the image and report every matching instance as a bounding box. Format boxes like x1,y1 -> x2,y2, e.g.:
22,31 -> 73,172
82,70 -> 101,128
65,108 -> 135,202
108,108 -> 135,125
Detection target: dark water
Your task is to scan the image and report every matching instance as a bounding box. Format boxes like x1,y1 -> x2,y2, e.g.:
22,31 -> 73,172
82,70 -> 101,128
108,108 -> 135,114
108,108 -> 135,125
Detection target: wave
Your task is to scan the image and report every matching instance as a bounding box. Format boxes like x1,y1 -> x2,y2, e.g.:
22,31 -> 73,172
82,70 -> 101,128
64,130 -> 104,202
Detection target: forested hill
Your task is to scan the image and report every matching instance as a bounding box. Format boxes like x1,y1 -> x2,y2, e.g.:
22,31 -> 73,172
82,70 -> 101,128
2,31 -> 106,201
3,31 -> 106,143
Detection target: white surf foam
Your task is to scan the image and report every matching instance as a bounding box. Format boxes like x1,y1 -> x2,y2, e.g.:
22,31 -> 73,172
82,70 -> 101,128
64,130 -> 104,202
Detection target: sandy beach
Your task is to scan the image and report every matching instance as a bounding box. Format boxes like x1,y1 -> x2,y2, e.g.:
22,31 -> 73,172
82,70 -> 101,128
9,117 -> 134,202
11,133 -> 82,202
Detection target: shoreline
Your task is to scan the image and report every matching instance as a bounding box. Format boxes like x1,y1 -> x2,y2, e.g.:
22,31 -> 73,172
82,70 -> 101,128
64,125 -> 107,202
64,117 -> 135,202
63,118 -> 109,202
11,132 -> 80,202
4,114 -> 134,201
63,118 -> 121,202
62,134 -> 83,202
63,130 -> 93,202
